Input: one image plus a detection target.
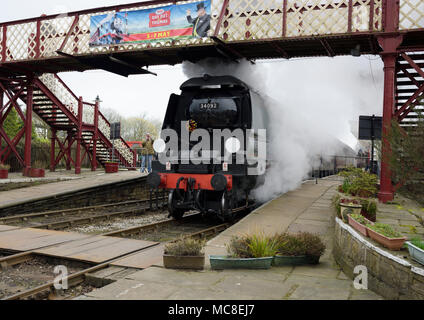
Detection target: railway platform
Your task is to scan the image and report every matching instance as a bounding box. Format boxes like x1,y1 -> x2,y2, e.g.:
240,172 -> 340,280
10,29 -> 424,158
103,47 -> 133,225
0,170 -> 145,215
75,178 -> 383,300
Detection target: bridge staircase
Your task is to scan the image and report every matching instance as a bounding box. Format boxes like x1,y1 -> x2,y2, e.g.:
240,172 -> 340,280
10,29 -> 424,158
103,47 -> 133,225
0,74 -> 136,173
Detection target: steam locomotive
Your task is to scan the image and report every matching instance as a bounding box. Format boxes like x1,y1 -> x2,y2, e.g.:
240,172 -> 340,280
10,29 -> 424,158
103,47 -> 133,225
147,75 -> 269,221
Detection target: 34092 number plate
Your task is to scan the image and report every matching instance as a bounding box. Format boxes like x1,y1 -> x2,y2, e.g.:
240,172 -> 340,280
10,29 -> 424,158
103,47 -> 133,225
200,102 -> 219,110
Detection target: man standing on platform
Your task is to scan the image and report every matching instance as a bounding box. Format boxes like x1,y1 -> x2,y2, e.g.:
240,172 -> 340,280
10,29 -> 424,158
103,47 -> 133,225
141,133 -> 155,174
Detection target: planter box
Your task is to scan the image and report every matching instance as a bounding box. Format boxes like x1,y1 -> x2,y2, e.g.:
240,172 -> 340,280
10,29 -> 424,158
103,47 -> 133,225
0,169 -> 8,179
340,203 -> 362,223
406,242 -> 424,266
163,255 -> 205,270
348,215 -> 374,237
105,162 -> 119,174
30,168 -> 45,178
306,255 -> 321,265
209,255 -> 273,270
273,255 -> 309,266
367,227 -> 406,251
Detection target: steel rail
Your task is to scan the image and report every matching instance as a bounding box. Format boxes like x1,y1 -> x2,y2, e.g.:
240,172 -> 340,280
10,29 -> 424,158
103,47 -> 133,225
101,212 -> 201,237
15,203 -> 166,231
0,198 -> 165,225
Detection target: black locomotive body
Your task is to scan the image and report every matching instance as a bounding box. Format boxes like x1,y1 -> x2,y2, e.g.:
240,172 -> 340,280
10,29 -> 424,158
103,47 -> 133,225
148,75 -> 269,221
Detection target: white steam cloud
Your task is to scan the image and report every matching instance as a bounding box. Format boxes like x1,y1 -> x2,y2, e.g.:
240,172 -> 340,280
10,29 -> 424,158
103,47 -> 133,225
182,57 -> 383,202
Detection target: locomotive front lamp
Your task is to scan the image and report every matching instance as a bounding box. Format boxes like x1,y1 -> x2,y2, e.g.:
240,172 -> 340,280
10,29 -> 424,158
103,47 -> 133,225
153,139 -> 166,153
225,137 -> 241,154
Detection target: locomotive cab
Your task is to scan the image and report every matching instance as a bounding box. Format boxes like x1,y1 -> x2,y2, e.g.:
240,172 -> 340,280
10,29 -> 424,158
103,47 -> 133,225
148,75 -> 268,221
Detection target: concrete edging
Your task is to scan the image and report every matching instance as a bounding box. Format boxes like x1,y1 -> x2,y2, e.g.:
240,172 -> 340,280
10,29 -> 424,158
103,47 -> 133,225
333,217 -> 424,300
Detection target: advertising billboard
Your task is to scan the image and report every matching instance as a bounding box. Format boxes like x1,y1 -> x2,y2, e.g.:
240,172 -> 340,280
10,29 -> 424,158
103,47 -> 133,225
89,1 -> 211,47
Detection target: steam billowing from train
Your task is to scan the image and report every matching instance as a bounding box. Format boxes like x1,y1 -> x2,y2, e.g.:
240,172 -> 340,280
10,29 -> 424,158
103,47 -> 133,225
182,57 -> 383,202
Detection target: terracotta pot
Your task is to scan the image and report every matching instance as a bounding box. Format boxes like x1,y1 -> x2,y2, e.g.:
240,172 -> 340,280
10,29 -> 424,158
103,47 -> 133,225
105,162 -> 119,173
163,255 -> 205,270
367,227 -> 406,251
30,168 -> 45,178
348,215 -> 374,237
0,169 -> 8,179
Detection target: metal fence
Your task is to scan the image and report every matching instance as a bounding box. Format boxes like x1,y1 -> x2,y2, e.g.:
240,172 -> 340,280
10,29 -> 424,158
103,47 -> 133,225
2,144 -> 92,173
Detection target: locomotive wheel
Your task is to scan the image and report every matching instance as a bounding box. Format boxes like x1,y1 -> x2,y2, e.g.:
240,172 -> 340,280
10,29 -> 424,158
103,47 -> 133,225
219,191 -> 234,222
168,189 -> 185,220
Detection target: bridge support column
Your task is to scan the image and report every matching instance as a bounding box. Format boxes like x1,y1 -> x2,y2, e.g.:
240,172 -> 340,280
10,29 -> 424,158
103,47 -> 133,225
91,100 -> 99,171
0,89 -> 3,151
378,53 -> 397,203
75,97 -> 83,174
377,33 -> 403,203
23,79 -> 33,176
66,131 -> 72,171
50,129 -> 56,172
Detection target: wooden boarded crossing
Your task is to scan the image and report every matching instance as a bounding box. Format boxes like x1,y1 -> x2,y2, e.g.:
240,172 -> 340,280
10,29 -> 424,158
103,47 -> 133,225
0,225 -> 158,264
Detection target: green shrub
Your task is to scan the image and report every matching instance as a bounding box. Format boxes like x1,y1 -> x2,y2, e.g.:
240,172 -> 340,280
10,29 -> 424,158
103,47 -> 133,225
297,232 -> 326,257
410,237 -> 424,250
359,199 -> 377,220
0,163 -> 10,170
227,233 -> 278,258
275,233 -> 307,256
338,167 -> 378,198
275,232 -> 326,257
351,214 -> 366,225
227,236 -> 251,258
366,223 -> 403,239
247,233 -> 279,258
164,237 -> 205,256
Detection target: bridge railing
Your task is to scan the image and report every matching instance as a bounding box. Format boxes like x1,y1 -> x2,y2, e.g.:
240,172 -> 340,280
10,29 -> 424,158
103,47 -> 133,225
216,0 -> 383,41
2,0 -> 423,64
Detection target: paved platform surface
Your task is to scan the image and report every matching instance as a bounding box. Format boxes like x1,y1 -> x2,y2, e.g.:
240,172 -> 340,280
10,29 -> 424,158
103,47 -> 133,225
377,195 -> 424,239
0,170 -> 143,209
77,178 -> 383,300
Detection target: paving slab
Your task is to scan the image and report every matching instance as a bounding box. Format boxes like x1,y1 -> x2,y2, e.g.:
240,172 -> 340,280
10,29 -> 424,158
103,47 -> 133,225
111,244 -> 165,269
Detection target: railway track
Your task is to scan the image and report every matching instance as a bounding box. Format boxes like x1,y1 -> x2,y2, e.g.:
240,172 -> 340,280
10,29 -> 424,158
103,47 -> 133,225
0,203 -> 254,300
0,197 -> 166,231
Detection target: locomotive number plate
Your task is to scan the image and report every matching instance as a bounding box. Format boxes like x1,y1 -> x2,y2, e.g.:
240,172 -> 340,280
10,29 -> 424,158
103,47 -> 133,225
200,102 -> 219,110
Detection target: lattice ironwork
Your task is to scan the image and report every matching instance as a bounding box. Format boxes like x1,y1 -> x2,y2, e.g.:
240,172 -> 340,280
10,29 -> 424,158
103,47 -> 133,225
39,74 -> 78,116
286,0 -> 349,37
5,22 -> 37,61
113,139 -> 135,165
82,103 -> 94,125
400,0 -> 424,30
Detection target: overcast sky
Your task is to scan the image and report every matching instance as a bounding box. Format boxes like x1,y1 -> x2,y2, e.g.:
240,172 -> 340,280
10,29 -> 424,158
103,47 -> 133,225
2,1 -> 385,149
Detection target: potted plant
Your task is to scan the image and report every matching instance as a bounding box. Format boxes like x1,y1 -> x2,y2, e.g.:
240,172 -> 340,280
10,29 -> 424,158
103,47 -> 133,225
339,199 -> 362,223
163,237 -> 205,270
0,163 -> 10,179
358,198 -> 377,222
299,232 -> 326,264
273,233 -> 309,266
105,161 -> 119,173
348,214 -> 374,237
366,223 -> 407,251
209,233 -> 277,270
406,238 -> 424,266
30,161 -> 45,178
